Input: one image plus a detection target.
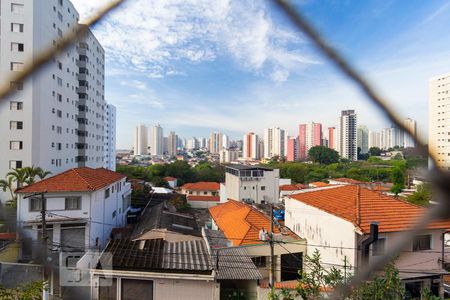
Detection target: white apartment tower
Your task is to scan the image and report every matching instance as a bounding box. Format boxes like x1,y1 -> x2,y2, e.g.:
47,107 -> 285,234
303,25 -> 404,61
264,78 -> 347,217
134,124 -> 148,155
357,125 -> 369,154
403,118 -> 417,148
263,127 -> 286,159
338,110 -> 357,161
151,124 -> 163,156
209,131 -> 223,154
0,0 -> 112,202
103,104 -> 116,170
429,73 -> 450,169
167,131 -> 177,157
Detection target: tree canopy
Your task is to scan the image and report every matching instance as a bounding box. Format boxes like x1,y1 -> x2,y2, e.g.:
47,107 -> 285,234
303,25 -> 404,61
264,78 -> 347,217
308,146 -> 340,165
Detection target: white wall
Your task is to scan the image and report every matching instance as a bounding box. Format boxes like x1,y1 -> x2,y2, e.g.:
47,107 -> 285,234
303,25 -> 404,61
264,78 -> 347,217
187,200 -> 219,209
285,198 -> 358,273
226,169 -> 279,204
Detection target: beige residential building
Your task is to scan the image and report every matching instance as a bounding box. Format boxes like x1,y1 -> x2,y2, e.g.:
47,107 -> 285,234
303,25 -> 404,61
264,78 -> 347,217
429,73 -> 450,169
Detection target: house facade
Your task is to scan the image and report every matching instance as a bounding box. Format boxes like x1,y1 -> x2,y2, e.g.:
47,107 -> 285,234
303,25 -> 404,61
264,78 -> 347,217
285,185 -> 450,297
16,167 -> 132,258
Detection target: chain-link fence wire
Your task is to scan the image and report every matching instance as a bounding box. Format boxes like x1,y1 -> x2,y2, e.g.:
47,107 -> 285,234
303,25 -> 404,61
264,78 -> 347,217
0,0 -> 449,298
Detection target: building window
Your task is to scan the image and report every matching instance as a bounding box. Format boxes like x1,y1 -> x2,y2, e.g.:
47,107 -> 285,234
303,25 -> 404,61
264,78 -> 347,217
10,101 -> 23,110
29,198 -> 44,212
104,188 -> 110,198
11,43 -> 24,52
57,77 -> 62,86
57,126 -> 62,134
57,93 -> 62,102
261,186 -> 266,190
10,141 -> 23,150
10,62 -> 24,71
112,211 -> 116,218
10,121 -> 23,130
57,143 -> 62,150
57,61 -> 62,70
11,23 -> 24,32
251,256 -> 267,267
11,3 -> 24,13
9,160 -> 22,169
10,81 -> 23,91
65,197 -> 81,210
413,235 -> 431,251
372,238 -> 385,256
57,110 -> 62,118
121,279 -> 153,300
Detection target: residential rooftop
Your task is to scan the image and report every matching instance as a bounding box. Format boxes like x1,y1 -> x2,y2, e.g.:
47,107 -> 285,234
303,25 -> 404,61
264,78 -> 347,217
181,182 -> 220,191
289,185 -> 450,233
16,167 -> 126,193
225,164 -> 274,171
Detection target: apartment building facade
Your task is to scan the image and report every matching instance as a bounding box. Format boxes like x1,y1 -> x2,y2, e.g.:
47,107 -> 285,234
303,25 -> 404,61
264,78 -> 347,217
0,0 -> 115,203
429,73 -> 450,169
338,110 -> 357,160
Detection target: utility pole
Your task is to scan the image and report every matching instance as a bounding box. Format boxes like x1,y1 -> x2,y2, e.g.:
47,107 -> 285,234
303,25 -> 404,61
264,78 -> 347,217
270,203 -> 275,296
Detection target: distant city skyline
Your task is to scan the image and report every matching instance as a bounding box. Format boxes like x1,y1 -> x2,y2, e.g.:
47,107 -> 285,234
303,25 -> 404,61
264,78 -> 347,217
70,1 -> 450,149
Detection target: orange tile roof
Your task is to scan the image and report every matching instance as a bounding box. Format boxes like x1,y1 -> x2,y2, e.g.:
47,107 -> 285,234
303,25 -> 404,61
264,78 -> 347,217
16,167 -> 126,193
280,184 -> 308,191
290,185 -> 450,233
331,177 -> 365,184
259,280 -> 333,292
163,176 -> 177,181
0,233 -> 16,240
209,200 -> 281,246
187,195 -> 220,202
309,181 -> 330,187
181,182 -> 220,191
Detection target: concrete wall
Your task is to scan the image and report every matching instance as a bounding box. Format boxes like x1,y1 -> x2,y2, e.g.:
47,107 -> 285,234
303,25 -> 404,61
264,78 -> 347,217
187,200 -> 220,209
285,198 -> 358,273
91,273 -> 219,300
226,169 -> 279,204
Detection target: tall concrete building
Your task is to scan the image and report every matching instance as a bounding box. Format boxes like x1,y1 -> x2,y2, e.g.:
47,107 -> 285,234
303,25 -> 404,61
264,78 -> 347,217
134,124 -> 148,155
328,127 -> 337,151
263,127 -> 286,159
151,124 -> 163,156
167,131 -> 178,157
338,110 -> 357,161
209,132 -> 223,154
103,104 -> 116,170
243,132 -> 259,160
429,73 -> 450,169
403,118 -> 417,148
0,0 -> 113,203
298,122 -> 322,160
286,136 -> 298,162
368,130 -> 382,149
222,134 -> 229,149
357,125 -> 369,154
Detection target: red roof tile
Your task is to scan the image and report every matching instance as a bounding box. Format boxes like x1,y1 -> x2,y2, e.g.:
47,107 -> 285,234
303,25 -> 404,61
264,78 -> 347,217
181,182 -> 220,191
163,176 -> 177,181
309,182 -> 330,187
209,200 -> 280,246
16,167 -> 126,193
280,184 -> 308,191
187,195 -> 220,202
290,185 -> 450,233
331,178 -> 365,184
0,233 -> 16,240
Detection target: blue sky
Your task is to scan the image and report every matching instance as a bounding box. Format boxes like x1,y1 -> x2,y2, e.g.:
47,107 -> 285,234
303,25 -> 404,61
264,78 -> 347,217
71,0 -> 450,149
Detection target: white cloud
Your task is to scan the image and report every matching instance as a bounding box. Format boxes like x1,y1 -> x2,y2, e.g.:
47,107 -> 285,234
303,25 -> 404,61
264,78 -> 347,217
71,0 -> 315,81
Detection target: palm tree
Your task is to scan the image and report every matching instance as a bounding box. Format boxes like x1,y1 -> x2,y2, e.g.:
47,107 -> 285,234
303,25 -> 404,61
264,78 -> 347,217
7,168 -> 29,190
0,176 -> 17,207
35,167 -> 51,180
22,166 -> 51,185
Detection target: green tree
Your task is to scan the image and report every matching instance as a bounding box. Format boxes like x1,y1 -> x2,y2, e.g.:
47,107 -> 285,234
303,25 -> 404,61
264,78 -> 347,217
0,176 -> 16,207
390,167 -> 405,195
407,183 -> 431,206
0,281 -> 46,299
308,146 -> 339,165
369,147 -> 382,156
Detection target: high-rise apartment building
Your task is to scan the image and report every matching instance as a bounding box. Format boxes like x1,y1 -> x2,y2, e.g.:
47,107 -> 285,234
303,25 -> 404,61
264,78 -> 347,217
357,125 -> 369,154
209,132 -> 223,154
368,130 -> 381,149
328,127 -> 337,151
103,104 -> 116,170
298,122 -> 322,160
243,132 -> 259,160
167,131 -> 178,157
0,0 -> 114,202
403,118 -> 417,148
429,73 -> 450,169
151,124 -> 163,156
338,110 -> 357,161
263,127 -> 286,159
286,137 -> 298,162
222,134 -> 229,149
134,124 -> 148,155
